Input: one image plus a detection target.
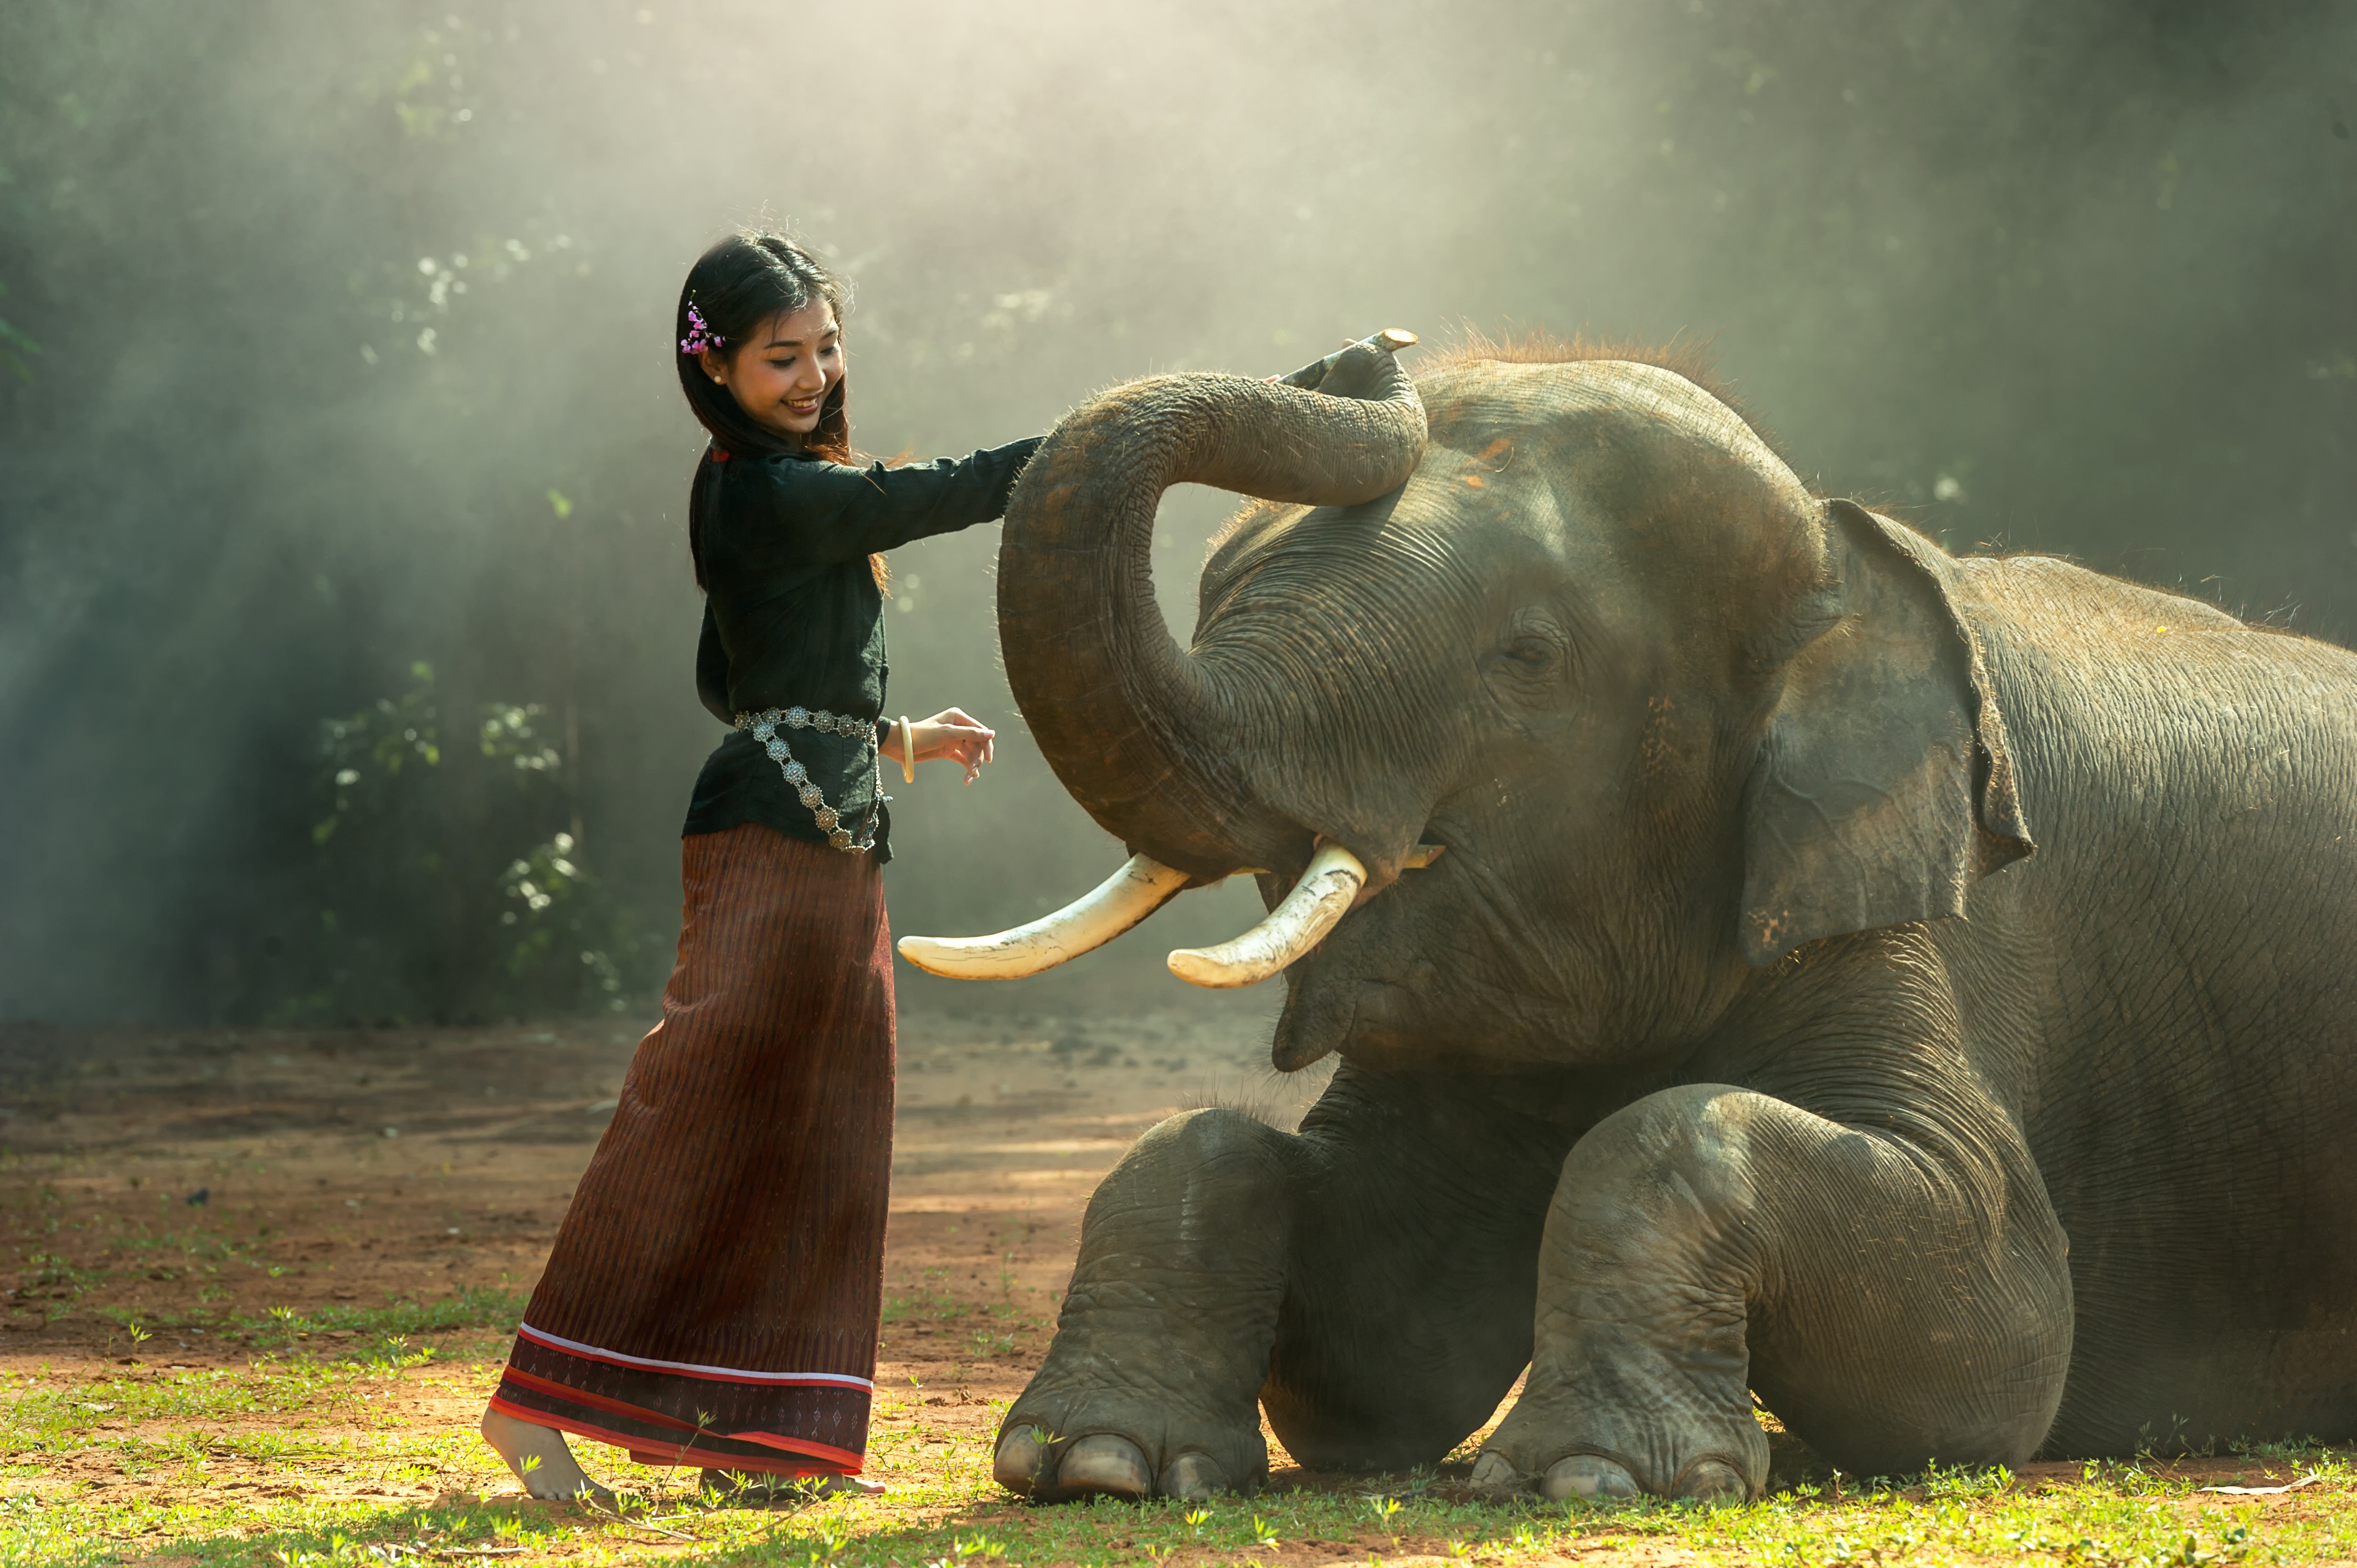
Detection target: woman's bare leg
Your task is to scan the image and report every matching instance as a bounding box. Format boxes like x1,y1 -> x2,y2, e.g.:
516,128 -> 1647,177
480,1402 -> 618,1505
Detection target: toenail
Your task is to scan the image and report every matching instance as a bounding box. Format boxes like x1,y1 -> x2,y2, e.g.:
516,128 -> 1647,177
1542,1453 -> 1639,1502
1160,1451 -> 1226,1500
1675,1458 -> 1747,1504
1467,1452 -> 1523,1493
1057,1433 -> 1151,1499
992,1426 -> 1052,1495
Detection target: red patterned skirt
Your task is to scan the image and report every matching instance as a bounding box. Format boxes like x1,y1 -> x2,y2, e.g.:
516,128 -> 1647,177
490,823 -> 894,1476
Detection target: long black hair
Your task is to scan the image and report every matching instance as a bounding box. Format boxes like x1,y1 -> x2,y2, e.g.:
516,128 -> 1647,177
675,230 -> 874,590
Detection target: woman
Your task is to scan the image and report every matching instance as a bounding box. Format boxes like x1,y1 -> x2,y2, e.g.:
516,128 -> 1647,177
480,231 -> 1040,1504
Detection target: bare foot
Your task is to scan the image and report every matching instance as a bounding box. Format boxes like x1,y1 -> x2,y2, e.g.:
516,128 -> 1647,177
701,1467 -> 887,1504
481,1402 -> 617,1507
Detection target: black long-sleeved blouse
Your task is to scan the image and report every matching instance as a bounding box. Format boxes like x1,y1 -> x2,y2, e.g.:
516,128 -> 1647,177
682,436 -> 1042,862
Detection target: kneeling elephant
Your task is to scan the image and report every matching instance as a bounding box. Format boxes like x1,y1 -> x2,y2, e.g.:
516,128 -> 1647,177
904,334 -> 2357,1503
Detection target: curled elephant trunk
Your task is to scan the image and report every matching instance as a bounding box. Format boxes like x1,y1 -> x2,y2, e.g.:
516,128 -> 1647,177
897,333 -> 1427,985
996,333 -> 1428,881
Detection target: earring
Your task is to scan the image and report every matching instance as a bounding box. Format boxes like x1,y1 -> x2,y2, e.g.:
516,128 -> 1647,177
712,376 -> 724,385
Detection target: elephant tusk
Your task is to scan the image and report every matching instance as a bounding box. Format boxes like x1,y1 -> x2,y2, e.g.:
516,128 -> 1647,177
898,854 -> 1193,980
1166,843 -> 1366,989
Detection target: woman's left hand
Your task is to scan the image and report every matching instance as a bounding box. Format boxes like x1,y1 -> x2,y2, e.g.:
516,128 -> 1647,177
900,708 -> 996,785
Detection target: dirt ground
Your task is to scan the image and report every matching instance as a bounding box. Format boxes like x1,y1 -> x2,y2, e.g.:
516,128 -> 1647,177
0,1004 -> 1334,1499
1,1011 -> 2345,1566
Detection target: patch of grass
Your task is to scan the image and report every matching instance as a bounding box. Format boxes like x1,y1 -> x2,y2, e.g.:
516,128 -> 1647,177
1,1472 -> 2327,1568
0,1358 -> 392,1450
882,1270 -> 1047,1368
93,1284 -> 529,1357
14,1252 -> 106,1323
9,1348 -> 2357,1567
16,1447 -> 2357,1568
2236,1435 -> 2334,1461
236,1284 -> 526,1347
965,1328 -> 1018,1359
881,1276 -> 969,1327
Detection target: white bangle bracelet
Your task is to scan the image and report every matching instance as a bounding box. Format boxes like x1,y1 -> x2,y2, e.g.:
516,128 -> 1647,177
898,715 -> 915,783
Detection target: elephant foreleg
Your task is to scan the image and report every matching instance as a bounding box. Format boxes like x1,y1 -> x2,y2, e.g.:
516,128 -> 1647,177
995,1107 -> 1294,1502
1474,1079 -> 2072,1500
996,1066 -> 1583,1501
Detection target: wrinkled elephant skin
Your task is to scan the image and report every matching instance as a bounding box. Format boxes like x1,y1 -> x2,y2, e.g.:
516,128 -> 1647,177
986,345 -> 2357,1502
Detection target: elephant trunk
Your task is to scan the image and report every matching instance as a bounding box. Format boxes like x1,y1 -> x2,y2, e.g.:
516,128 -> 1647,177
996,342 -> 1428,880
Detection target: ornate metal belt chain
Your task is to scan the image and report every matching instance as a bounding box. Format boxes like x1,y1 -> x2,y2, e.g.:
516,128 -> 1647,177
734,705 -> 887,853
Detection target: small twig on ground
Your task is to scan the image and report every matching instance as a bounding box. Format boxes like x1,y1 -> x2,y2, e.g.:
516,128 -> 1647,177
2199,1474 -> 2324,1497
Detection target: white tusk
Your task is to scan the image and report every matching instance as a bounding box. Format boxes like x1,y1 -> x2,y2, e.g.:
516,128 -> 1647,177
897,854 -> 1192,980
1166,843 -> 1366,989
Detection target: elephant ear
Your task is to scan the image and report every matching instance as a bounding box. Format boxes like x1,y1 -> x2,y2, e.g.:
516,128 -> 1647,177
1738,499 -> 2033,965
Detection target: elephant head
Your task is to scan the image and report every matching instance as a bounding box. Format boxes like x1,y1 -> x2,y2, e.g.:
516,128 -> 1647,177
904,337 -> 2032,1074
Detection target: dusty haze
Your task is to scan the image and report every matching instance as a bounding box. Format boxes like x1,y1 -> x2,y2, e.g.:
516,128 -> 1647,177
2,1 -> 2352,1026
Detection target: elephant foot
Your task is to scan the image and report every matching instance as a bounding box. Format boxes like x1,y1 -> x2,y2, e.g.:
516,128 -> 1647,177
994,1421 -> 1247,1504
1471,1446 -> 1744,1505
1540,1454 -> 1738,1503
1543,1454 -> 1640,1502
1477,1422 -> 1762,1504
1478,1371 -> 1766,1504
1468,1451 -> 1642,1502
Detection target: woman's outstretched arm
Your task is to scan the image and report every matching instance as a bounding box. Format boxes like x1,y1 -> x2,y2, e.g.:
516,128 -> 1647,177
748,438 -> 1044,563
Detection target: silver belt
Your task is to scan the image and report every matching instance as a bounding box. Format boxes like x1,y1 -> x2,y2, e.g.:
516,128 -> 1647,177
734,705 -> 887,853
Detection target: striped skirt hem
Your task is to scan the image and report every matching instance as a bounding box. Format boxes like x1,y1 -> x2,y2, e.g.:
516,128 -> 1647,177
496,822 -> 894,1477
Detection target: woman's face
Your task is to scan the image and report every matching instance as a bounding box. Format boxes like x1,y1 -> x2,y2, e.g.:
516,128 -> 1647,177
701,301 -> 842,441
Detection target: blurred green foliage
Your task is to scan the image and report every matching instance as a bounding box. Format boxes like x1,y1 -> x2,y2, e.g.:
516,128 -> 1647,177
276,663 -> 655,1025
2,2 -> 2353,1023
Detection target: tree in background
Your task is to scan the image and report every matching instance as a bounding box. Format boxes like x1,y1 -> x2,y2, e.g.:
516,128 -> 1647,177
1,1 -> 2350,1024
282,662 -> 655,1025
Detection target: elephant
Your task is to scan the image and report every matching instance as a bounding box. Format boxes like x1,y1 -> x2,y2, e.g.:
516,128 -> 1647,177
901,333 -> 2357,1504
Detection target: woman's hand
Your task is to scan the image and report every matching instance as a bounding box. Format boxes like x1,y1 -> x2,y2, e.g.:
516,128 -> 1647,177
898,708 -> 996,785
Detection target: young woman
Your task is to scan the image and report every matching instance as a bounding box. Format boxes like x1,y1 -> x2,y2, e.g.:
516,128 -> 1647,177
479,231 -> 1041,1504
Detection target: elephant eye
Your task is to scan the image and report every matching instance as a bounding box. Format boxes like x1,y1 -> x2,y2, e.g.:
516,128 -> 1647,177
1486,614 -> 1574,700
1504,635 -> 1556,669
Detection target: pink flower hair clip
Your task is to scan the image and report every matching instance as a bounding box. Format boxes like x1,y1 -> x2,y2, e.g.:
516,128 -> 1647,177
679,302 -> 723,355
